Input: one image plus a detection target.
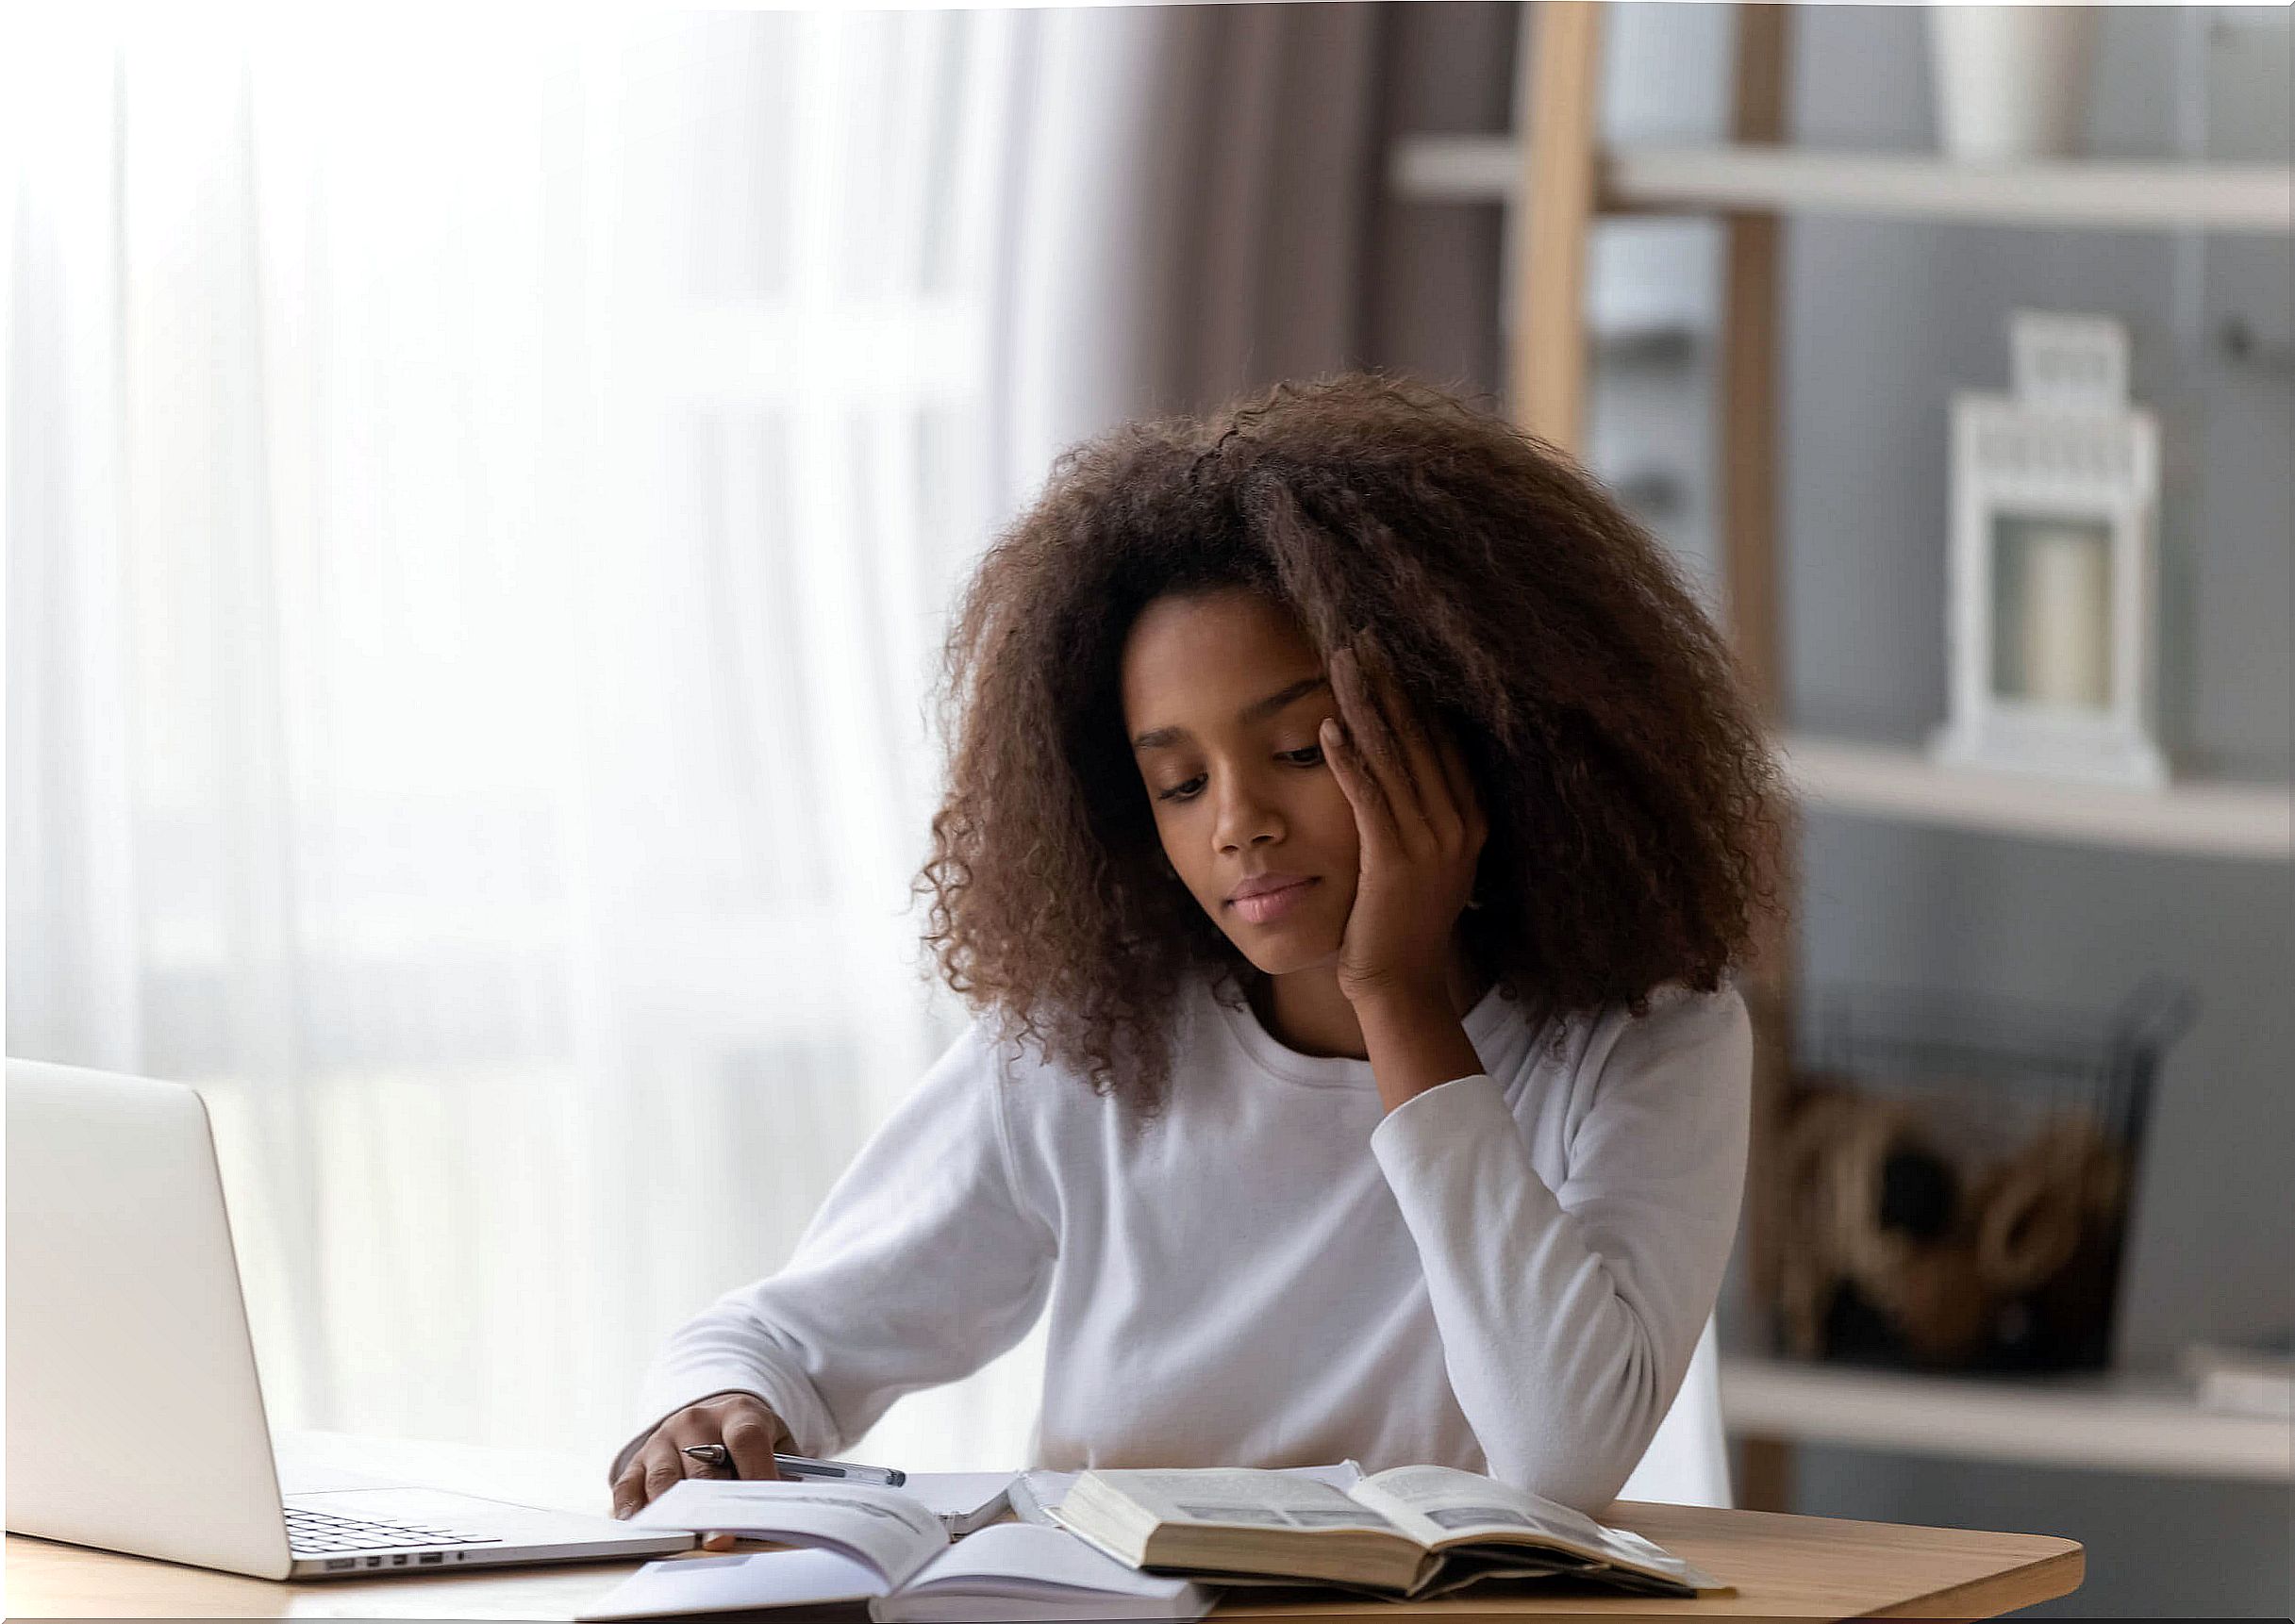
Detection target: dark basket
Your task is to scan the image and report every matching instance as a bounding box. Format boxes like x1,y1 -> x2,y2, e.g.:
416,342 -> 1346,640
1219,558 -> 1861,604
1761,975 -> 2196,1374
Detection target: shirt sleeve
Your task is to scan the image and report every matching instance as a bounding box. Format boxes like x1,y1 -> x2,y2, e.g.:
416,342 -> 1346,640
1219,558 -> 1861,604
1366,981 -> 1751,1514
608,1019 -> 1057,1483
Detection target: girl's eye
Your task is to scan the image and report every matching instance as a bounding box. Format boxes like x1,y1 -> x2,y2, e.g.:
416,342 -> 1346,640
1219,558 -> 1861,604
1156,745 -> 1323,804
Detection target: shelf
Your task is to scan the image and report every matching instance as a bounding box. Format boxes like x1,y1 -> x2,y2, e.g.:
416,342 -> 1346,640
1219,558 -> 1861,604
1610,146 -> 2295,233
1391,136 -> 2295,235
1777,733 -> 2293,861
1721,1354 -> 2293,1483
1389,134 -> 1523,202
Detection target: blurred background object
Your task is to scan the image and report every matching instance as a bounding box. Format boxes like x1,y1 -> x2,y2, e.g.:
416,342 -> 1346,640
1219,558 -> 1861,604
2177,1331 -> 2294,1418
1925,4 -> 2099,163
1931,308 -> 2170,788
7,2 -> 2288,1616
1766,975 -> 2195,1373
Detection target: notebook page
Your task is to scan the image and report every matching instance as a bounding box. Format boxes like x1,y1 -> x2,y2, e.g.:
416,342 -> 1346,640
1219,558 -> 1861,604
902,1523 -> 1205,1598
576,1549 -> 887,1620
630,1479 -> 946,1587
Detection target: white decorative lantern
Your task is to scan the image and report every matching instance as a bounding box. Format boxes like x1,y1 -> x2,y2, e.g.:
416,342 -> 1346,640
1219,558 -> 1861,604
1931,311 -> 2167,789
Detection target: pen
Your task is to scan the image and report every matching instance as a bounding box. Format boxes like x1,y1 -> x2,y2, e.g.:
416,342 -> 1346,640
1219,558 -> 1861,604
682,1443 -> 906,1487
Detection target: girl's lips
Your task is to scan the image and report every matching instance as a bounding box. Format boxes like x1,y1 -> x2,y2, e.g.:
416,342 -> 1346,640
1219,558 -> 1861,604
1228,877 -> 1317,925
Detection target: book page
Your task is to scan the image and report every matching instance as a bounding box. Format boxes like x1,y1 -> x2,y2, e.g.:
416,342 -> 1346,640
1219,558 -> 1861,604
1009,1461 -> 1362,1527
630,1478 -> 947,1588
1076,1468 -> 1404,1535
894,1471 -> 1015,1535
1348,1466 -> 1716,1590
576,1549 -> 889,1620
901,1523 -> 1206,1600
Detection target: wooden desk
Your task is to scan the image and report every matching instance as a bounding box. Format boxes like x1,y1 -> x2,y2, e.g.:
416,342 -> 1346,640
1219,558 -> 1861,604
6,1433 -> 2083,1620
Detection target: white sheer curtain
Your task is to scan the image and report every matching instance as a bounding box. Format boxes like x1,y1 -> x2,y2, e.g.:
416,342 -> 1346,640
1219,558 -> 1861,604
8,7 -> 1068,1475
7,3 -> 1376,1478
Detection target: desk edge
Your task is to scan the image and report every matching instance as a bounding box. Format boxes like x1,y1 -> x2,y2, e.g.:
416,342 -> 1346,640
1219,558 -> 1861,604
1859,1539 -> 2086,1619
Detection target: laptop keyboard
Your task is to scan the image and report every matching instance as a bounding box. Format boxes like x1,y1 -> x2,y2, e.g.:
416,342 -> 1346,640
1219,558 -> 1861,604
286,1504 -> 505,1554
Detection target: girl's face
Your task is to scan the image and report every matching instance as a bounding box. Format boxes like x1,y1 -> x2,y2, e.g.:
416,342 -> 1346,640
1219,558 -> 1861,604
1120,588 -> 1359,976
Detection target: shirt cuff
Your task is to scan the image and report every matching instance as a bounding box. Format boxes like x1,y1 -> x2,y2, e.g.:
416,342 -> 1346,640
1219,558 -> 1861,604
1368,1070 -> 1510,1176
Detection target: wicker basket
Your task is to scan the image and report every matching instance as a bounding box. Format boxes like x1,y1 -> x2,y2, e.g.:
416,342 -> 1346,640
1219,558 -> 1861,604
1762,975 -> 2196,1373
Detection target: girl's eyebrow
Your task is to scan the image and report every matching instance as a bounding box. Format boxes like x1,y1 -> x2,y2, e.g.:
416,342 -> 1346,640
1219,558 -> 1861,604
1131,675 -> 1330,753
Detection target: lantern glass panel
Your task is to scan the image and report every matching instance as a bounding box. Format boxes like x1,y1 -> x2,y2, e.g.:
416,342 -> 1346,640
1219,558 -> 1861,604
1988,513 -> 2113,709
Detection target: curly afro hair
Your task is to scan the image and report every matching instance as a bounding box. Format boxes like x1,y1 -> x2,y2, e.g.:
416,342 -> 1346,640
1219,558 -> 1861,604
913,372 -> 1792,1114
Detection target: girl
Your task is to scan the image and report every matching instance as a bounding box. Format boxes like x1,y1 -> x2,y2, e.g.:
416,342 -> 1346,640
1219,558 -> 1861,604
608,373 -> 1788,1524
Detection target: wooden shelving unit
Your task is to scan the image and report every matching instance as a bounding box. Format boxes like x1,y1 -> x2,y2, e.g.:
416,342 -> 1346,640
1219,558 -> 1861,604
1404,0 -> 2295,1513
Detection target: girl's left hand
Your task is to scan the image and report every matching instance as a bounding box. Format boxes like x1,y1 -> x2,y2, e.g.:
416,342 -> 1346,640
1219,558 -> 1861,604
1320,639 -> 1488,1009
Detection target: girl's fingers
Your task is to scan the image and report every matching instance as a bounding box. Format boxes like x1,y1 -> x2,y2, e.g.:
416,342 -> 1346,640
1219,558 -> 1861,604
1339,642 -> 1451,853
720,1410 -> 785,1483
1353,644 -> 1421,811
1321,716 -> 1396,852
634,1438 -> 684,1513
1324,655 -> 1391,845
1372,659 -> 1466,851
1332,645 -> 1419,838
1333,642 -> 1486,865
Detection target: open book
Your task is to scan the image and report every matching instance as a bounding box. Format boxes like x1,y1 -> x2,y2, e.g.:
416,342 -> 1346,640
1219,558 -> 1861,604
593,1479 -> 1211,1622
1045,1464 -> 1730,1599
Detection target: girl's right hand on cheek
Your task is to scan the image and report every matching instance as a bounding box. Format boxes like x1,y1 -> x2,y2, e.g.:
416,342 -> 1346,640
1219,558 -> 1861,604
610,1390 -> 789,1549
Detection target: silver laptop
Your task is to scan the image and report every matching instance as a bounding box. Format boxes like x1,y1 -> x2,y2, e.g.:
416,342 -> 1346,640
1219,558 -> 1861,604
5,1057 -> 695,1580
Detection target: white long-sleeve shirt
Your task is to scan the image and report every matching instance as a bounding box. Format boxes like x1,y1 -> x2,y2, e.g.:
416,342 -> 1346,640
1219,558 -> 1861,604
613,972 -> 1750,1514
